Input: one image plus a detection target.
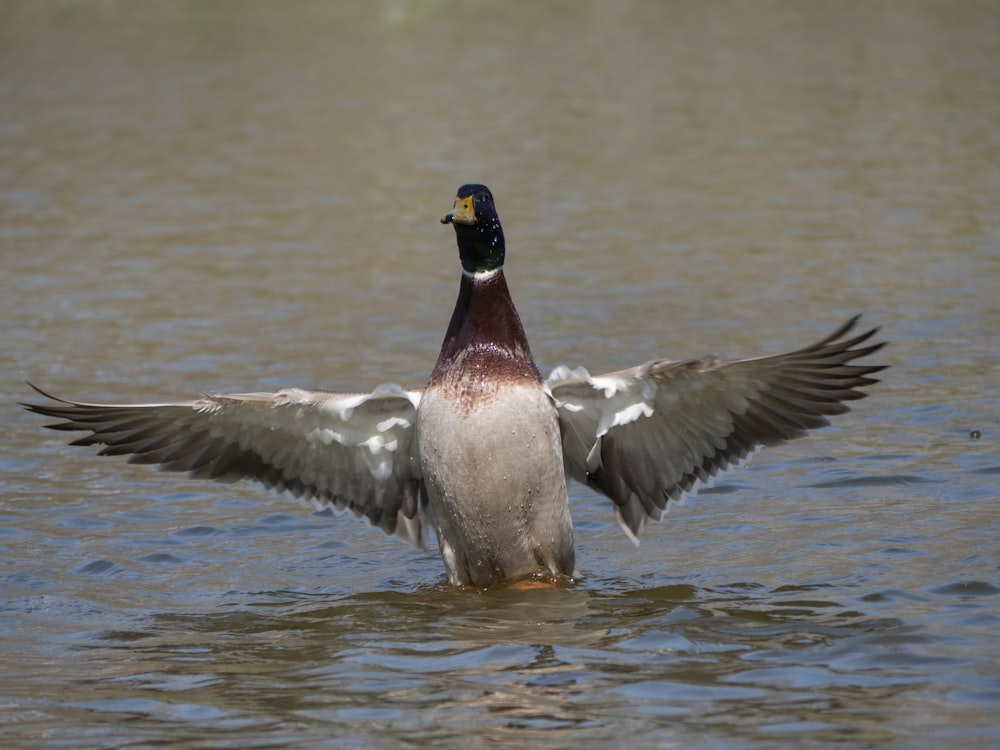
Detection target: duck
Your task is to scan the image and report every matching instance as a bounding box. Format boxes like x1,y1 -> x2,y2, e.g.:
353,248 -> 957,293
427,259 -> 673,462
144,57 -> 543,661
24,184 -> 887,588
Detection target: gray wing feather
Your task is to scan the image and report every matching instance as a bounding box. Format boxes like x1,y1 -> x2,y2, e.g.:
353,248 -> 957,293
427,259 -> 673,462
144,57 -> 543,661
23,383 -> 427,548
546,316 -> 887,541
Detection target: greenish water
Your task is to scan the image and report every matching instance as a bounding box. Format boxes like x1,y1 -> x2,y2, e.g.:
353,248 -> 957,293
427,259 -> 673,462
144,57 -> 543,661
2,2 -> 998,748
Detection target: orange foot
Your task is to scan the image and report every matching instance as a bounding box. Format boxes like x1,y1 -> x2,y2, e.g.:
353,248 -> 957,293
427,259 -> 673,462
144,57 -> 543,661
501,569 -> 576,591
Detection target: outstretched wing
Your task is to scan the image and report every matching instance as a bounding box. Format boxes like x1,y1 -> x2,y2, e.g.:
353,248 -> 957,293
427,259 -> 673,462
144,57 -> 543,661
23,383 -> 427,547
545,316 -> 887,542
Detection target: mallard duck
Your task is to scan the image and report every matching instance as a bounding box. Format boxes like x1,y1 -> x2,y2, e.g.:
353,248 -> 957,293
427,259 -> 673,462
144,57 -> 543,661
25,184 -> 887,588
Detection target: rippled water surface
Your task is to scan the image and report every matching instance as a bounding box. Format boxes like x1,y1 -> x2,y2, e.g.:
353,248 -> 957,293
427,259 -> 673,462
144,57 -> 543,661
2,2 -> 999,748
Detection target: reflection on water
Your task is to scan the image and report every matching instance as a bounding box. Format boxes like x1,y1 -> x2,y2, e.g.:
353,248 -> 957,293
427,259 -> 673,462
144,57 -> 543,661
21,583 -> 939,747
2,1 -> 999,748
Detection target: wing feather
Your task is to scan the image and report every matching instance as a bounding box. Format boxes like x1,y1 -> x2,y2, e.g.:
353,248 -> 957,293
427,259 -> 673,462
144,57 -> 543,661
23,383 -> 427,547
546,316 -> 887,541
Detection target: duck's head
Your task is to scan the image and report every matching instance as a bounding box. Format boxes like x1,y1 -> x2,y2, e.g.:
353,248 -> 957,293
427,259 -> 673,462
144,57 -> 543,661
441,184 -> 505,275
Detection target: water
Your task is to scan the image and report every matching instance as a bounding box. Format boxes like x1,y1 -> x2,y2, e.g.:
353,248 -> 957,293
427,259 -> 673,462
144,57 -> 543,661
2,2 -> 999,748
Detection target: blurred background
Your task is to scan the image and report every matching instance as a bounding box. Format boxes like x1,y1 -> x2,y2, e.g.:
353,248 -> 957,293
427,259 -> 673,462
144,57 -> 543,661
2,2 -> 998,748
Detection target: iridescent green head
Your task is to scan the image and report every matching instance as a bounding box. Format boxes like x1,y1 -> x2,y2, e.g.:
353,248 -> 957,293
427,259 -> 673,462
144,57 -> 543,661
441,184 -> 505,275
